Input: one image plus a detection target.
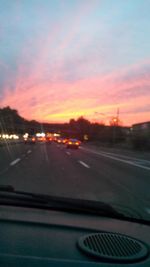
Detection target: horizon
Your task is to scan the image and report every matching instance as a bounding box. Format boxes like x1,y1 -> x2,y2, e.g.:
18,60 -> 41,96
2,105 -> 149,127
0,0 -> 150,126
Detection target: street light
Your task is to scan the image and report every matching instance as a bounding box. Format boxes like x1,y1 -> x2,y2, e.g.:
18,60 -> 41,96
94,112 -> 112,125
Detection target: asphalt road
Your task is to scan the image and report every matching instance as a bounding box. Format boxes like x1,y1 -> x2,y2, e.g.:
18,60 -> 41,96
0,141 -> 150,220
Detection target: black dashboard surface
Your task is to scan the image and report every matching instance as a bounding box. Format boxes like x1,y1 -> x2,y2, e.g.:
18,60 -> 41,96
0,205 -> 150,267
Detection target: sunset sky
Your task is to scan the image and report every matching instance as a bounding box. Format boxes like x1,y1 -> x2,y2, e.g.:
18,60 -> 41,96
0,0 -> 150,126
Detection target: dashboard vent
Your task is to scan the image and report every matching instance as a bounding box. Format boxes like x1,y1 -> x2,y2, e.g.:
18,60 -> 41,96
78,232 -> 148,263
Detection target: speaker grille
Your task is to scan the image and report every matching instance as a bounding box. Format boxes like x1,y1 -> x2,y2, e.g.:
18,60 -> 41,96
78,232 -> 148,263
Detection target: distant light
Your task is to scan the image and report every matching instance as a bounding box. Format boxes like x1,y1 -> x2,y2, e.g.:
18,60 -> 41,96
23,133 -> 28,138
2,134 -> 9,139
54,133 -> 60,137
1,134 -> 19,139
84,134 -> 88,140
36,133 -> 41,137
13,135 -> 19,139
36,132 -> 45,137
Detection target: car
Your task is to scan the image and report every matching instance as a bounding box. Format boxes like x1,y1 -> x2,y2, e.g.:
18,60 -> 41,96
66,138 -> 80,149
56,137 -> 67,144
38,136 -> 46,142
24,135 -> 36,144
62,138 -> 68,144
46,137 -> 52,143
57,138 -> 63,144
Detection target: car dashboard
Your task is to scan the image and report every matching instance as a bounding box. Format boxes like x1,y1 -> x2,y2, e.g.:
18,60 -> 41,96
0,205 -> 150,267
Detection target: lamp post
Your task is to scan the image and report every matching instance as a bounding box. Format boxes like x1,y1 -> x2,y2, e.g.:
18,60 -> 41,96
94,109 -> 120,145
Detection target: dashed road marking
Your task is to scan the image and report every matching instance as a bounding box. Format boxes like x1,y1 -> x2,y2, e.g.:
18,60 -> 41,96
79,160 -> 90,168
66,151 -> 71,155
27,150 -> 32,154
10,158 -> 21,166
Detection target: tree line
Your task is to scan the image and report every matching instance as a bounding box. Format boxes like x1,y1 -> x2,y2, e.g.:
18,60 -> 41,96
0,106 -> 128,144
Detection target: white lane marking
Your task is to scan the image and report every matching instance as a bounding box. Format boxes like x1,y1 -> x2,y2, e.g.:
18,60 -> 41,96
79,160 -> 90,168
97,151 -> 150,164
81,147 -> 150,171
145,208 -> 150,214
27,150 -> 32,154
66,151 -> 71,155
10,158 -> 21,166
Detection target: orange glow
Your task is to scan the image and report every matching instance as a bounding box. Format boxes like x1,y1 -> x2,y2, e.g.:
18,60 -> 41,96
1,61 -> 150,126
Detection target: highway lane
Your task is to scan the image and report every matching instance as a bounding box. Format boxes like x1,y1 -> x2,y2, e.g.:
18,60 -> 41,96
65,145 -> 150,216
0,141 -> 150,219
0,142 -> 34,174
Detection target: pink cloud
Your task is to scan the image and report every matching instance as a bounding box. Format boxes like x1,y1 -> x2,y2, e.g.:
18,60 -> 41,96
1,54 -> 150,126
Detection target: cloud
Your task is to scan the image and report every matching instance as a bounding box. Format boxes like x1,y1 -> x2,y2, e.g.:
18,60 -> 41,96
0,0 -> 150,126
0,58 -> 150,126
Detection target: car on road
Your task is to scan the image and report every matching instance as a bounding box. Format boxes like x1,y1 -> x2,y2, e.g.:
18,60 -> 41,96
62,138 -> 68,144
57,137 -> 63,144
24,135 -> 36,144
46,137 -> 52,143
66,138 -> 80,149
56,137 -> 68,144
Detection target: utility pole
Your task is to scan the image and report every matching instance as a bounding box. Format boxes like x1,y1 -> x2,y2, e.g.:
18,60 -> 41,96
117,108 -> 120,126
112,108 -> 120,145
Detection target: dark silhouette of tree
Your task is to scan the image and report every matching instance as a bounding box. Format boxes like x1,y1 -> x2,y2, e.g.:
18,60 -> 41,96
69,118 -> 77,129
0,106 -> 28,133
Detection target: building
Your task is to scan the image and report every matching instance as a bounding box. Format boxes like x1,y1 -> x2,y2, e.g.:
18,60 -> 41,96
132,121 -> 150,149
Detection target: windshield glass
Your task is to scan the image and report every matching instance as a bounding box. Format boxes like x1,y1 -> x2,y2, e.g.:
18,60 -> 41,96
0,0 -> 150,222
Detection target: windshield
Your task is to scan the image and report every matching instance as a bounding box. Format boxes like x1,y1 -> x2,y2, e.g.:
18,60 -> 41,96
0,0 -> 150,222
